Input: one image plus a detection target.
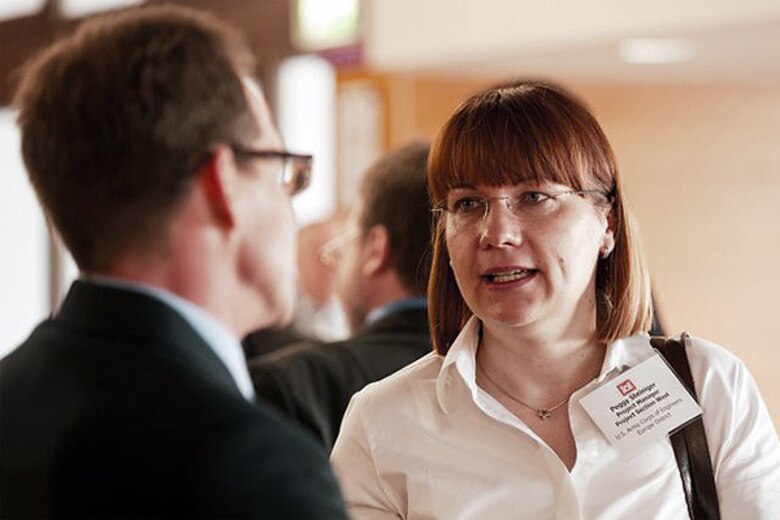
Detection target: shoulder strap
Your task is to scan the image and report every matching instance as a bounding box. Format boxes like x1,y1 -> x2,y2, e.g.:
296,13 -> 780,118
650,334 -> 721,520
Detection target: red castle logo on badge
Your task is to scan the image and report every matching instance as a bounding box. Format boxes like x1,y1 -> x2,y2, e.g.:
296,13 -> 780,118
617,379 -> 637,396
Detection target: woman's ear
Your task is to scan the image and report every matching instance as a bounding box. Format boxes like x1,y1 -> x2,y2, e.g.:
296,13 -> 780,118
361,224 -> 392,277
600,206 -> 616,259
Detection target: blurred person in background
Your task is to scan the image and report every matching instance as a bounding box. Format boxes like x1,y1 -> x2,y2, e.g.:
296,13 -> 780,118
331,80 -> 780,518
0,5 -> 346,518
248,142 -> 433,450
295,212 -> 351,340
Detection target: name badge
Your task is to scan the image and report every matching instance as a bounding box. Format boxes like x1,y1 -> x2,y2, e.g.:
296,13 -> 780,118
579,353 -> 702,457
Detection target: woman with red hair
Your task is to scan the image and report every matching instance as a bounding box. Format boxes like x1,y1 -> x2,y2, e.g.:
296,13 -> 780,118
331,79 -> 780,519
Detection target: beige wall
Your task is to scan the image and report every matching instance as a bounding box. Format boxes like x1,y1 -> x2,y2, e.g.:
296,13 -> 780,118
580,83 -> 780,425
342,73 -> 780,425
364,0 -> 780,70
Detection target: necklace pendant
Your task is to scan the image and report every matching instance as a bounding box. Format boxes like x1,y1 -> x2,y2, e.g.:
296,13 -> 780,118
536,408 -> 552,420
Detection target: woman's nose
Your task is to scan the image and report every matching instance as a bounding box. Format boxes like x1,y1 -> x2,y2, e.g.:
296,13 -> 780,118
478,198 -> 523,248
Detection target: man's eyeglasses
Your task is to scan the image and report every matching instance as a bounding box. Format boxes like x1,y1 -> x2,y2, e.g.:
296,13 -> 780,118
318,229 -> 361,267
231,145 -> 312,196
432,189 -> 609,230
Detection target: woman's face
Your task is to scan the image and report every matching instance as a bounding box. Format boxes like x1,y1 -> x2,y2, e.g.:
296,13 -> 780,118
444,181 -> 614,334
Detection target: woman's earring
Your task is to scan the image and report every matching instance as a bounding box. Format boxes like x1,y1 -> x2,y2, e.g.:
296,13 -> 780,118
600,247 -> 612,259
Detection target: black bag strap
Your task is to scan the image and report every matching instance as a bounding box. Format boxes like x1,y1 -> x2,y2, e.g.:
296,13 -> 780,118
650,334 -> 720,520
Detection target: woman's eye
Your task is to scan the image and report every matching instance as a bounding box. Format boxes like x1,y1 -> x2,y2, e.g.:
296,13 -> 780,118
518,191 -> 551,206
452,197 -> 485,213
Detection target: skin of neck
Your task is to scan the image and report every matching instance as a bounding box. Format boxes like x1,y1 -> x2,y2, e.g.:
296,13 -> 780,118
475,282 -> 606,403
91,192 -> 277,340
365,270 -> 413,315
352,268 -> 412,332
347,222 -> 415,331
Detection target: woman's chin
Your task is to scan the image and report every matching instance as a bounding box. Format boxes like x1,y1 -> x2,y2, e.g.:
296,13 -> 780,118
478,305 -> 542,330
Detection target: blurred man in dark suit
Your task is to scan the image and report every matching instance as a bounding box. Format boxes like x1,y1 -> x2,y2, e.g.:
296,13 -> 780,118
248,142 -> 433,450
0,5 -> 346,518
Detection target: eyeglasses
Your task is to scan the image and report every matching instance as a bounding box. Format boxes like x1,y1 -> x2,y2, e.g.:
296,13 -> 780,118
231,145 -> 312,196
318,229 -> 361,267
432,189 -> 609,229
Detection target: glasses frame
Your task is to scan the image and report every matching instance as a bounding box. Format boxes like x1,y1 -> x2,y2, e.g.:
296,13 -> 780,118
318,228 -> 362,267
231,145 -> 313,196
431,189 -> 610,226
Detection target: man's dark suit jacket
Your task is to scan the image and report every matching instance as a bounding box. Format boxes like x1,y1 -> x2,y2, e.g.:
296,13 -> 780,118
247,307 -> 431,450
0,281 -> 347,519
243,323 -> 310,359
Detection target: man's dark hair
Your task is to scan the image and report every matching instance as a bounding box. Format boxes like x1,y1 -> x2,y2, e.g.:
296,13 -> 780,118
359,142 -> 432,296
14,5 -> 259,270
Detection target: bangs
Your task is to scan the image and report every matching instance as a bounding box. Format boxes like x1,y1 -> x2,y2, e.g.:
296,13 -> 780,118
428,82 -> 614,205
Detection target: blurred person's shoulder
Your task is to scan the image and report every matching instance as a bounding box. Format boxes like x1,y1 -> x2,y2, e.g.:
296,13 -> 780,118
250,337 -> 329,371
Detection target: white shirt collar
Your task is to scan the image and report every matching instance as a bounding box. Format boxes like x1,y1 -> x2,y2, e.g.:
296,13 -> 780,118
598,333 -> 656,381
436,316 -> 481,414
436,316 -> 656,414
83,275 -> 256,402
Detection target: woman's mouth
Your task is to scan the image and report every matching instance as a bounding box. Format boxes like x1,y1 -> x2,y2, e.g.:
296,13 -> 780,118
482,268 -> 538,284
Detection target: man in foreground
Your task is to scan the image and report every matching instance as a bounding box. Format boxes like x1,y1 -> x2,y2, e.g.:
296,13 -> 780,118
0,6 -> 346,518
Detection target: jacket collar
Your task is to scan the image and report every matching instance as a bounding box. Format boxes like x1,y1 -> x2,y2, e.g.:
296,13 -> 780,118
356,305 -> 430,339
56,280 -> 244,399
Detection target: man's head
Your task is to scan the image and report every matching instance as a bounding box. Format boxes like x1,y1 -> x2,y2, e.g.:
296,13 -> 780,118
16,5 -> 258,271
15,5 -> 304,334
297,212 -> 347,307
329,142 -> 432,331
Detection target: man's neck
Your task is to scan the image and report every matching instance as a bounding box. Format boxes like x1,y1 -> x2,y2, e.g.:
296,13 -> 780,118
94,244 -> 246,336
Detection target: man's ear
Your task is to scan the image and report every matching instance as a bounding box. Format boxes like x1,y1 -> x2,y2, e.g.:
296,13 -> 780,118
361,224 -> 392,277
197,145 -> 237,229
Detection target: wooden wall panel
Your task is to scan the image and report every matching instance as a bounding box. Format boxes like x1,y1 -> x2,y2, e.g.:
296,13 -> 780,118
0,0 -> 296,107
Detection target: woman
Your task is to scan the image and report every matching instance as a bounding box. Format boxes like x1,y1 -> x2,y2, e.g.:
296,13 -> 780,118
330,80 -> 780,519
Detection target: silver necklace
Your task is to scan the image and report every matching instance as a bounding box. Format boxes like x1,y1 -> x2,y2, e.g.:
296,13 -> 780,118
477,360 -> 570,420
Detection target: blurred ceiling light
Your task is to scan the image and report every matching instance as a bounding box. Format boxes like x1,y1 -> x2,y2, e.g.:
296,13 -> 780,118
60,0 -> 144,19
0,0 -> 46,21
294,0 -> 360,50
620,38 -> 696,64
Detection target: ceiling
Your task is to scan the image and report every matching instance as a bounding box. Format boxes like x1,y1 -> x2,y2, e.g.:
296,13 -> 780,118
362,0 -> 780,85
2,1 -> 779,86
449,17 -> 780,85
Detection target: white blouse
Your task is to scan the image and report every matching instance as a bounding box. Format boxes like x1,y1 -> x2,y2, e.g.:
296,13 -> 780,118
331,317 -> 780,519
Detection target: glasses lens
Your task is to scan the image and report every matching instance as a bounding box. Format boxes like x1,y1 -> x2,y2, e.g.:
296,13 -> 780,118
283,156 -> 312,196
318,229 -> 360,267
510,195 -> 560,222
446,193 -> 567,229
443,196 -> 487,229
318,247 -> 335,267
